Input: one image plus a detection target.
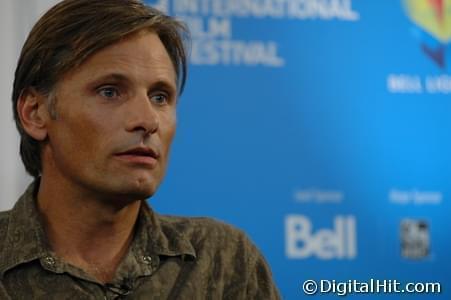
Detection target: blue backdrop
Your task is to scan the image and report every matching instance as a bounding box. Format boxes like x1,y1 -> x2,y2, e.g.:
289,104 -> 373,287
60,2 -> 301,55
146,0 -> 450,298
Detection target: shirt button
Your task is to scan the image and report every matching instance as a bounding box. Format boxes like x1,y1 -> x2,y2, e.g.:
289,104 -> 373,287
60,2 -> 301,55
142,255 -> 152,264
44,256 -> 55,266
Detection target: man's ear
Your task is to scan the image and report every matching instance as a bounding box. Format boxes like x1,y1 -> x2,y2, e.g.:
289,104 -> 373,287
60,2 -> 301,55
17,88 -> 51,141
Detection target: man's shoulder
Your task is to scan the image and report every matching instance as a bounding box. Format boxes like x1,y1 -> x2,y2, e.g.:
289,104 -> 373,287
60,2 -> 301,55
0,209 -> 11,245
0,209 -> 11,226
158,214 -> 247,238
154,213 -> 281,299
156,214 -> 252,252
0,209 -> 11,219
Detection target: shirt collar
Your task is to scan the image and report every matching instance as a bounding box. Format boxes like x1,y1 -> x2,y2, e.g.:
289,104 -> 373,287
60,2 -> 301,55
0,180 -> 196,279
134,203 -> 197,261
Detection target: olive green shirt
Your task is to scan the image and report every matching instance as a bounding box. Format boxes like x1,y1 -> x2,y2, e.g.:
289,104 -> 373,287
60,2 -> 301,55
0,182 -> 280,299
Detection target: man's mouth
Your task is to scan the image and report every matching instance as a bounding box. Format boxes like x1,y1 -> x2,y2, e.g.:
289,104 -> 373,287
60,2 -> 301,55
115,147 -> 159,167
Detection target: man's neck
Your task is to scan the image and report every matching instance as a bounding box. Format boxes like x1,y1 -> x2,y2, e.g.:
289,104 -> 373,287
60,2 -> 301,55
37,175 -> 142,283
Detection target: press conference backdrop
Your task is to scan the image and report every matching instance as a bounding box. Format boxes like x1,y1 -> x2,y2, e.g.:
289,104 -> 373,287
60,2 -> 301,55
2,0 -> 450,299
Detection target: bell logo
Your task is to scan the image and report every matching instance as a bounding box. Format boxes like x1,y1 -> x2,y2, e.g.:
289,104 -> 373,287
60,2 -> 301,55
285,215 -> 357,260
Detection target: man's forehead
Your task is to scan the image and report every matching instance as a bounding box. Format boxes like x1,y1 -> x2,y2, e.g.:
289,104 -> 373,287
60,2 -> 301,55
83,31 -> 171,66
62,31 -> 177,87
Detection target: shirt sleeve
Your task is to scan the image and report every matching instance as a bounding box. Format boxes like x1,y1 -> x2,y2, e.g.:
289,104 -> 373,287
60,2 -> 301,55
222,229 -> 281,300
0,281 -> 12,300
244,239 -> 281,300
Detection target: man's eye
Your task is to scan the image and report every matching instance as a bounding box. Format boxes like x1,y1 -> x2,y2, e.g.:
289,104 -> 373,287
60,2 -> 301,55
98,87 -> 119,99
150,94 -> 169,105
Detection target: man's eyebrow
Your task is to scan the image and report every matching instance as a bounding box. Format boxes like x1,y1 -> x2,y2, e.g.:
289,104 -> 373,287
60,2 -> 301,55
150,80 -> 177,94
90,73 -> 177,92
90,73 -> 132,84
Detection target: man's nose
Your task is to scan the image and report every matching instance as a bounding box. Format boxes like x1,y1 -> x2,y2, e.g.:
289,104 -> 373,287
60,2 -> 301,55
125,92 -> 159,135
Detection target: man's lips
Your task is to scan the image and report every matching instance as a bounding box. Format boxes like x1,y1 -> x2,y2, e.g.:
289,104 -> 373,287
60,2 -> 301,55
114,147 -> 159,167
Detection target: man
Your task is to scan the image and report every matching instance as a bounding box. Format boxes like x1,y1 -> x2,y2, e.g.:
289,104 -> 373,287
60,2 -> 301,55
0,0 -> 280,299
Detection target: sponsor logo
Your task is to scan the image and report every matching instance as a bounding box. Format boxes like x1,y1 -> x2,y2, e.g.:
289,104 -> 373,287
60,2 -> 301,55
285,215 -> 357,259
294,188 -> 344,204
390,1 -> 451,94
400,219 -> 430,259
389,189 -> 442,206
403,0 -> 451,69
387,73 -> 451,93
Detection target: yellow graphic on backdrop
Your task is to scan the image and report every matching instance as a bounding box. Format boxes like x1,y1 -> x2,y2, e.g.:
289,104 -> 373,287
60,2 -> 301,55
404,0 -> 451,42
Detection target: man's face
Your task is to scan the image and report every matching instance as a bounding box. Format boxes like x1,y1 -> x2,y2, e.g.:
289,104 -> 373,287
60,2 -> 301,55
43,31 -> 177,202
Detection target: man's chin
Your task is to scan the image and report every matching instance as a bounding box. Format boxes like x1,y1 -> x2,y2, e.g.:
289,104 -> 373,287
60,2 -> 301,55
96,180 -> 157,204
126,189 -> 155,201
99,188 -> 154,210
117,183 -> 156,201
89,175 -> 159,203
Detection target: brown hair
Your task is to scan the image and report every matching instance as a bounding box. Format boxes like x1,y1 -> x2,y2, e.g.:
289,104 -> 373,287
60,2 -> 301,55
13,0 -> 189,178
